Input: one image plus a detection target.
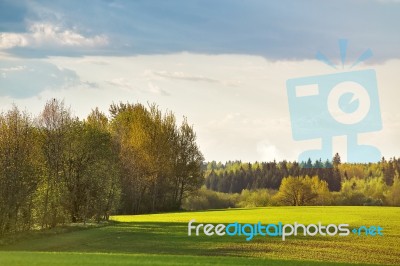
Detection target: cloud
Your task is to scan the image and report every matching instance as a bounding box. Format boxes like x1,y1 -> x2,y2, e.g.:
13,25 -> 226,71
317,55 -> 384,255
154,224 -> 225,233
147,82 -> 170,96
1,1 -> 400,61
105,78 -> 170,96
257,140 -> 284,162
106,78 -> 135,91
151,70 -> 241,87
1,53 -> 399,161
76,58 -> 109,65
0,33 -> 28,49
153,70 -> 219,83
0,59 -> 80,98
0,22 -> 108,49
0,65 -> 26,72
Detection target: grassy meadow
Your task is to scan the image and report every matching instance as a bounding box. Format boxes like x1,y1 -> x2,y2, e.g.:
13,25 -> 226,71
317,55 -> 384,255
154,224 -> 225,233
0,206 -> 399,265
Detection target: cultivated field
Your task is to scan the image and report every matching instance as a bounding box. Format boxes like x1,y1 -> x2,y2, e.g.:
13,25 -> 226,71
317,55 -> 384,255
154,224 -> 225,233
1,206 -> 399,265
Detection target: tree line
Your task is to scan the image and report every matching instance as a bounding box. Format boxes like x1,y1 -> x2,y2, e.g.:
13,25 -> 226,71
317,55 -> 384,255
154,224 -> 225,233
204,155 -> 399,194
200,155 -> 400,208
205,155 -> 342,193
0,99 -> 203,236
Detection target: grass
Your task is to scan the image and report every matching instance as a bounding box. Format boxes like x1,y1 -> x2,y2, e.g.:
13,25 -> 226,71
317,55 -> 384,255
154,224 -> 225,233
0,206 -> 399,265
0,252 -> 376,266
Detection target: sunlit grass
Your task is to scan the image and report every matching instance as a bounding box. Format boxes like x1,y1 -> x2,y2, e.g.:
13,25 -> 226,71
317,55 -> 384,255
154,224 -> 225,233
0,206 -> 399,265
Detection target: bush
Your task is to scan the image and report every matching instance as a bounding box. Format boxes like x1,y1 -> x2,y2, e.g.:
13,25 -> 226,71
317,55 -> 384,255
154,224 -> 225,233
182,188 -> 277,210
338,177 -> 388,206
182,187 -> 238,211
363,198 -> 383,206
340,191 -> 367,205
237,189 -> 277,208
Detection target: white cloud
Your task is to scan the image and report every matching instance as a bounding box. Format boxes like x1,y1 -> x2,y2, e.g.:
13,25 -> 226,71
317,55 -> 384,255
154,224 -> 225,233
106,78 -> 135,91
0,66 -> 26,72
150,70 -> 243,88
0,59 -> 81,98
257,140 -> 284,162
147,82 -> 170,96
0,22 -> 108,49
105,78 -> 169,96
153,70 -> 219,83
0,33 -> 28,49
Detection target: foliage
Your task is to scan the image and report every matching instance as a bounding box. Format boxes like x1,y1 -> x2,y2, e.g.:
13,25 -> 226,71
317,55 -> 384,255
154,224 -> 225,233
274,175 -> 330,206
183,187 -> 278,210
0,106 -> 40,235
205,159 -> 342,194
339,177 -> 387,206
386,174 -> 400,206
182,187 -> 238,210
110,102 -> 204,214
0,99 -> 203,236
236,189 -> 277,208
204,156 -> 400,205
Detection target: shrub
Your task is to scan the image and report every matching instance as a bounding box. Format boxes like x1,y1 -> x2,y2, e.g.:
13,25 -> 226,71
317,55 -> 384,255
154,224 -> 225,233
236,189 -> 277,208
182,187 -> 238,210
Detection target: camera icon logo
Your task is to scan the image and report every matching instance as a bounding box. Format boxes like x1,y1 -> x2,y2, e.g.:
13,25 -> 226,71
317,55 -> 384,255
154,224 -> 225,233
286,42 -> 382,164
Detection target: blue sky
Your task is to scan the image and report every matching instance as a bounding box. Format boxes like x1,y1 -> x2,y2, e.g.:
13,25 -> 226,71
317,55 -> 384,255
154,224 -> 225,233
1,0 -> 400,162
1,0 -> 400,60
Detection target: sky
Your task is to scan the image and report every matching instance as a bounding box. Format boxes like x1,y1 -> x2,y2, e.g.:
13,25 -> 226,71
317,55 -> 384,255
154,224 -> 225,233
1,0 -> 400,162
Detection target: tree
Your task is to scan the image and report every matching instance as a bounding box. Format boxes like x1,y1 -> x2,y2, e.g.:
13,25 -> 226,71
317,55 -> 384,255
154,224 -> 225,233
0,106 -> 40,235
85,108 -> 120,221
37,99 -> 72,228
383,159 -> 395,186
172,118 -> 204,209
330,153 -> 342,191
61,109 -> 120,223
0,99 -> 204,234
333,153 -> 341,167
110,103 -> 152,214
275,176 -> 317,206
274,175 -> 330,206
305,175 -> 331,205
110,102 -> 203,214
386,173 -> 400,206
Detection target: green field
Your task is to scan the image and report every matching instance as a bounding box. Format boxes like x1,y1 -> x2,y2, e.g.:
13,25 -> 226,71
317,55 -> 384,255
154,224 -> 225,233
0,207 -> 399,265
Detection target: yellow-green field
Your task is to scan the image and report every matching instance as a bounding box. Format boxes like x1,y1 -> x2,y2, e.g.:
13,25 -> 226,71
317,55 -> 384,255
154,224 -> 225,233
0,207 -> 399,265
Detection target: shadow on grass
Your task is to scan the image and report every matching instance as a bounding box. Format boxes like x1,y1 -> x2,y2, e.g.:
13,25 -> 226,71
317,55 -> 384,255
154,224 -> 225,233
0,221 -> 230,256
1,220 -> 399,265
0,220 -> 361,255
0,222 -> 110,246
